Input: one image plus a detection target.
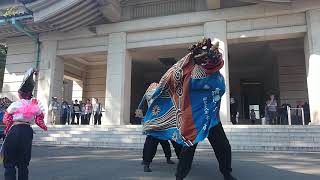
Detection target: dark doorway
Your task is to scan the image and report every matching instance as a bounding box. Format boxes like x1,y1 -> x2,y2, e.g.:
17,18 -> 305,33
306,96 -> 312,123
241,81 -> 264,120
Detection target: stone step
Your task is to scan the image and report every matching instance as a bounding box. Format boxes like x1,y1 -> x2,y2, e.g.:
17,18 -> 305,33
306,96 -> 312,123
31,125 -> 320,152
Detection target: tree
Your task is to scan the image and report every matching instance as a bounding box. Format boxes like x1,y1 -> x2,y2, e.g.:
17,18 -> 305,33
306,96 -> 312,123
0,43 -> 7,92
0,44 -> 7,57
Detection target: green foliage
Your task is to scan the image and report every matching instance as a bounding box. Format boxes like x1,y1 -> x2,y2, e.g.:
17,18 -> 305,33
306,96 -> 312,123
3,6 -> 19,17
0,44 -> 7,58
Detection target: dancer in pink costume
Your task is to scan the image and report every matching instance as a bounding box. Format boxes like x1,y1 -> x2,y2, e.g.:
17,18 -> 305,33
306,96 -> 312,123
1,68 -> 47,180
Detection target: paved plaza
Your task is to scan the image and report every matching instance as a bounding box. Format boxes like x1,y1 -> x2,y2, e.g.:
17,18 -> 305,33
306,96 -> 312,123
0,146 -> 320,180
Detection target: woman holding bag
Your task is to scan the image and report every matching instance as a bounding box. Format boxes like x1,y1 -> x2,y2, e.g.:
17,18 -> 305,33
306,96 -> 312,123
1,68 -> 47,180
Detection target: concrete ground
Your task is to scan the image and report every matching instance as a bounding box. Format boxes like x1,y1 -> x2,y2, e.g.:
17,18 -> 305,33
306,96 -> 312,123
0,146 -> 320,180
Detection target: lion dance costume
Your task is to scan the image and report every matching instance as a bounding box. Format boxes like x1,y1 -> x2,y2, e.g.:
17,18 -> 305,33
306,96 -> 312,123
142,38 -> 237,180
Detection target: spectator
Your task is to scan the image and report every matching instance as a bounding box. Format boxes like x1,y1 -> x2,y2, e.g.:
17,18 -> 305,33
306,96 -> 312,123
49,97 -> 60,125
230,94 -> 238,125
0,107 -> 4,140
60,101 -> 69,125
84,99 -> 92,125
0,97 -> 12,140
296,101 -> 304,124
280,103 -> 291,125
250,109 -> 256,125
303,102 -> 310,125
72,100 -> 81,125
92,98 -> 102,125
80,101 -> 86,125
266,94 -> 277,125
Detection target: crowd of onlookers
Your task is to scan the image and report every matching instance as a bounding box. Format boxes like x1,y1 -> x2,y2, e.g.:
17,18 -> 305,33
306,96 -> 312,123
230,94 -> 311,125
49,97 -> 103,125
263,94 -> 310,125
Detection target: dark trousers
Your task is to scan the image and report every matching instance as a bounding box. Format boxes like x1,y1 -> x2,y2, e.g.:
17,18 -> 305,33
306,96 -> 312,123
85,113 -> 91,125
268,111 -> 277,125
171,140 -> 182,159
176,123 -> 232,179
142,136 -> 182,164
61,114 -> 68,125
231,113 -> 237,125
3,124 -> 33,180
71,113 -> 80,124
94,113 -> 101,125
81,115 -> 86,125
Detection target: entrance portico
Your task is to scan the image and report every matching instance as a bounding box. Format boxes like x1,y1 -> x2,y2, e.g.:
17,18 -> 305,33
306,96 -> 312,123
1,0 -> 320,125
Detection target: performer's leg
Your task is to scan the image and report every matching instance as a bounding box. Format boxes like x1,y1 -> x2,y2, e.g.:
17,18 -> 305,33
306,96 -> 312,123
17,125 -> 33,180
160,140 -> 174,164
208,123 -> 237,180
3,126 -> 19,180
170,140 -> 182,159
142,136 -> 159,172
175,144 -> 197,180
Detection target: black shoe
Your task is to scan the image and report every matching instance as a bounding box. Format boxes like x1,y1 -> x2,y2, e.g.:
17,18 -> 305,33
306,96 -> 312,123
166,158 -> 175,164
144,165 -> 152,172
224,173 -> 238,180
176,176 -> 183,180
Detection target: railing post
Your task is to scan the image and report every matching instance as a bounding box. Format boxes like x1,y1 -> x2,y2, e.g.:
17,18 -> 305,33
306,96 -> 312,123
287,106 -> 292,126
301,108 -> 305,125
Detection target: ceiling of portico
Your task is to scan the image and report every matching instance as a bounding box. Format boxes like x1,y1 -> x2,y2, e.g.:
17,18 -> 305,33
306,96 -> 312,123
228,37 -> 304,73
131,44 -> 188,66
61,51 -> 107,70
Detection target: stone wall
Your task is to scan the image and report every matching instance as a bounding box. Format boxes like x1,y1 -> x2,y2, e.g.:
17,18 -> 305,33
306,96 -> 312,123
278,50 -> 309,106
83,65 -> 106,108
1,36 -> 35,100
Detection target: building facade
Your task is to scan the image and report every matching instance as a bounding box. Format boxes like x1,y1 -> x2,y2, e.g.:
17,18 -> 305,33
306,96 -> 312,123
0,0 -> 319,125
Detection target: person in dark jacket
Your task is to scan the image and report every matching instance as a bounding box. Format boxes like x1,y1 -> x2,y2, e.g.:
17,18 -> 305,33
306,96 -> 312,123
230,94 -> 238,125
60,101 -> 69,125
71,100 -> 81,125
303,102 -> 310,125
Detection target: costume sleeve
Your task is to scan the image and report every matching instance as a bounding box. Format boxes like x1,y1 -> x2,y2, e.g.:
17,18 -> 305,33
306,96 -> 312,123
3,112 -> 13,135
137,94 -> 146,110
6,101 -> 17,114
35,113 -> 47,131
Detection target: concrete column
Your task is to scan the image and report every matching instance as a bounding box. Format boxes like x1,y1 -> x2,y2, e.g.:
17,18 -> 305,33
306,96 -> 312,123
204,21 -> 231,125
36,40 -> 64,124
305,9 -> 320,124
105,32 -> 132,125
63,79 -> 73,103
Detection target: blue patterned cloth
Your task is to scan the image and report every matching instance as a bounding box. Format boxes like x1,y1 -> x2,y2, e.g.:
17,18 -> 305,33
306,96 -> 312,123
143,54 -> 225,146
